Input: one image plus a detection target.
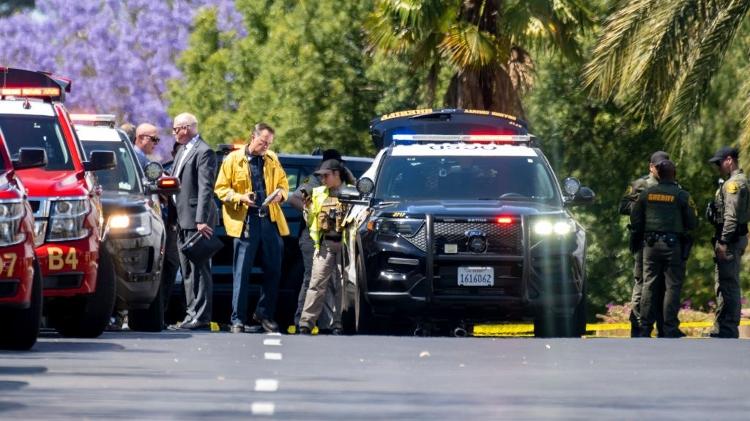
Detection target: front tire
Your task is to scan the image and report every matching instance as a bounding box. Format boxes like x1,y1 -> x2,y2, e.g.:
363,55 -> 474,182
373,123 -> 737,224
51,248 -> 117,338
128,286 -> 164,332
0,259 -> 42,350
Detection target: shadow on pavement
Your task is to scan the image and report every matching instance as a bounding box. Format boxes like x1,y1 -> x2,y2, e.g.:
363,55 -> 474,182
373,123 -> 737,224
0,366 -> 47,375
0,402 -> 26,414
31,341 -> 126,353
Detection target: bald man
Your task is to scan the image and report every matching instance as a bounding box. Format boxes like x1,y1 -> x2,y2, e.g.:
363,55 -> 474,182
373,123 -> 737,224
133,123 -> 160,169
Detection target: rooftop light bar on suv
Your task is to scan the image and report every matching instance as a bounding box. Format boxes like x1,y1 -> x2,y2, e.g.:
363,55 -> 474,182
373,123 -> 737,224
69,114 -> 117,128
391,133 -> 533,144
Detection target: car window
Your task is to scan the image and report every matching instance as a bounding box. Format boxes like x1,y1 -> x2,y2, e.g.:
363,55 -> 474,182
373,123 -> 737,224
286,167 -> 300,190
81,140 -> 142,194
375,155 -> 559,203
0,115 -> 75,171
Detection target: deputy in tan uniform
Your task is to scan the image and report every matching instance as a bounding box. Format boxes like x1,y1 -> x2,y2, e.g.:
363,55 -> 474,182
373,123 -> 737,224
620,151 -> 670,337
707,146 -> 750,338
298,159 -> 352,335
630,160 -> 697,338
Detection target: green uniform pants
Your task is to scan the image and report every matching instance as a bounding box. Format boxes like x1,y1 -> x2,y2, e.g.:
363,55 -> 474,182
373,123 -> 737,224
641,237 -> 685,337
300,240 -> 343,330
711,236 -> 747,338
631,248 -> 665,337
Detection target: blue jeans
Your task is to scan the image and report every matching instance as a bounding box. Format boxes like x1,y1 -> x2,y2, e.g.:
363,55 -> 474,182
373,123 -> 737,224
231,213 -> 283,325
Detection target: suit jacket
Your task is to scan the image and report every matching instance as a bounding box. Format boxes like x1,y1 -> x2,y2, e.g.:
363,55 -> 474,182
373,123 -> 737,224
174,136 -> 218,230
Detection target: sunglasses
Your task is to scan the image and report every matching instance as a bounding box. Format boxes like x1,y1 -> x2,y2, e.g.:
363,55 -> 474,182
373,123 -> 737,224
142,134 -> 160,144
172,124 -> 192,134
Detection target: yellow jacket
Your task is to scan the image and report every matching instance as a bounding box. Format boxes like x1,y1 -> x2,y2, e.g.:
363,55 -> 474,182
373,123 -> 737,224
214,148 -> 290,238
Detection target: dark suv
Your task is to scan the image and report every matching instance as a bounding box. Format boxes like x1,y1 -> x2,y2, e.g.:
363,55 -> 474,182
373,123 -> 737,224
73,116 -> 180,331
168,148 -> 373,327
340,109 -> 594,337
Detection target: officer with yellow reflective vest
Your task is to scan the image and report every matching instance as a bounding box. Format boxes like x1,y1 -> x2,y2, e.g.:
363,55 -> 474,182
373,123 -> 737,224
630,159 -> 697,338
706,146 -> 750,338
298,159 -> 352,335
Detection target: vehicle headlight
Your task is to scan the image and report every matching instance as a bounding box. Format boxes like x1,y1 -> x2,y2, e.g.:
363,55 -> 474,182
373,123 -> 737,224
369,219 -> 424,236
0,200 -> 26,246
48,199 -> 90,241
533,219 -> 575,236
108,212 -> 152,237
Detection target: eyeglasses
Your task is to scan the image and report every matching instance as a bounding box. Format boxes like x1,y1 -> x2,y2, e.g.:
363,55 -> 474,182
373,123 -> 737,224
142,134 -> 160,144
172,124 -> 192,134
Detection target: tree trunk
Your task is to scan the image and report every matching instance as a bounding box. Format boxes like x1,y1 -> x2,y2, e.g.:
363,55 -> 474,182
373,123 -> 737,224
444,66 -> 525,119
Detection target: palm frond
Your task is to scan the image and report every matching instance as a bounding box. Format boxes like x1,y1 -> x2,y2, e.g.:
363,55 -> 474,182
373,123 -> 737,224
617,0 -> 703,120
661,0 -> 750,142
737,72 -> 750,154
439,22 -> 499,70
501,0 -> 593,62
582,0 -> 657,99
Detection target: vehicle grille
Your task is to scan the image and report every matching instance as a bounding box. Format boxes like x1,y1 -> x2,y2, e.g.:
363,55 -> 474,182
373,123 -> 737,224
403,225 -> 428,251
433,221 -> 522,255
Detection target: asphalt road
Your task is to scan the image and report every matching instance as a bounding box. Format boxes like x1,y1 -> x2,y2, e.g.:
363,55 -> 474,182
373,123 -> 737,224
1,331 -> 748,420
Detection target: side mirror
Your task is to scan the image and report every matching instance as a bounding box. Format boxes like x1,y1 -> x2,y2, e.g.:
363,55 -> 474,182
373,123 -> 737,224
339,185 -> 368,205
147,176 -> 181,194
84,150 -> 116,171
12,148 -> 47,170
356,177 -> 375,195
143,161 -> 164,182
575,186 -> 596,204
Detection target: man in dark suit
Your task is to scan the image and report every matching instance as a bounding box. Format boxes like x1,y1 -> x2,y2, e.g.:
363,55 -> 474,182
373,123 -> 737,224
168,112 -> 217,330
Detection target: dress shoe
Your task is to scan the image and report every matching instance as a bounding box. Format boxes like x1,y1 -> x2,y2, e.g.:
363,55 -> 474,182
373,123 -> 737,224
298,326 -> 311,335
175,320 -> 210,331
253,314 -> 279,333
331,328 -> 343,336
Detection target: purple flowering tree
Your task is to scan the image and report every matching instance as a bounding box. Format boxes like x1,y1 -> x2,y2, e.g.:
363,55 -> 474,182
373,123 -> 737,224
0,0 -> 242,158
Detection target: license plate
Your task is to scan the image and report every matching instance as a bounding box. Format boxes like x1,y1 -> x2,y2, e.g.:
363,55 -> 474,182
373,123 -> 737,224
457,266 -> 494,286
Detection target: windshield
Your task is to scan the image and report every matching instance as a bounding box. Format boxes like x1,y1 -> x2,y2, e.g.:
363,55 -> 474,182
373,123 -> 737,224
374,155 -> 560,203
81,140 -> 142,194
0,114 -> 74,171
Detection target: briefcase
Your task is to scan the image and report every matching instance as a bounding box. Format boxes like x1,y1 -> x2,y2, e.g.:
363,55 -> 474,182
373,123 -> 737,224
180,231 -> 223,263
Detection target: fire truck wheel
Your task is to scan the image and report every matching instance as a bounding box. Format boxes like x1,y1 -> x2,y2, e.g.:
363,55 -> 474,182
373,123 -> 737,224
54,248 -> 117,338
0,259 -> 42,350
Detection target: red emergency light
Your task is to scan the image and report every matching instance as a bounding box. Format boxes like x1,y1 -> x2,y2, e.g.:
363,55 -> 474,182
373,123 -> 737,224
496,216 -> 513,224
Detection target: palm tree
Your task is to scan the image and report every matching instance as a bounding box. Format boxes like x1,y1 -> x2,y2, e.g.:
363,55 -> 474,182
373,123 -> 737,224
583,0 -> 750,145
367,0 -> 593,118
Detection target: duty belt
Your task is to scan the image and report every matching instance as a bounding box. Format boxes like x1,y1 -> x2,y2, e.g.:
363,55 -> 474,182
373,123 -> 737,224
644,232 -> 679,247
323,233 -> 342,242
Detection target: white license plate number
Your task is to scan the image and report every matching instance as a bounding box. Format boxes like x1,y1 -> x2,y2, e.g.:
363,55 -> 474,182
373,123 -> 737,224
457,267 -> 494,287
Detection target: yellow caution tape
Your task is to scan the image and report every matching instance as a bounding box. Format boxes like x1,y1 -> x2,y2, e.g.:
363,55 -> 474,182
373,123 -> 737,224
473,320 -> 750,337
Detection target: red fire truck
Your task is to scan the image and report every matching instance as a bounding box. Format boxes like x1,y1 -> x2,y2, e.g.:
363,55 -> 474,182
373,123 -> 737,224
0,67 -> 117,338
0,131 -> 46,349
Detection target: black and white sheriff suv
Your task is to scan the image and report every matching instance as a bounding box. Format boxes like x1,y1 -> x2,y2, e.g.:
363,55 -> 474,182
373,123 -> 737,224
340,109 -> 594,337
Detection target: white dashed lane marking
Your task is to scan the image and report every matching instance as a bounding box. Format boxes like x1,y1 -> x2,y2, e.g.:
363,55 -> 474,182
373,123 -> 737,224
251,402 -> 275,416
264,338 -> 282,346
264,352 -> 283,360
266,332 -> 282,336
255,379 -> 279,392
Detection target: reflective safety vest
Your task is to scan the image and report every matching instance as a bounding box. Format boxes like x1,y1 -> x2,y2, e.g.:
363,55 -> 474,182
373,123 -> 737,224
307,185 -> 350,247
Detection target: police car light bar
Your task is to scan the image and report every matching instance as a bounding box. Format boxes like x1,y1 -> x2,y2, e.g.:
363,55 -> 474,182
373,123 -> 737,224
392,134 -> 531,144
70,114 -> 117,127
0,87 -> 61,97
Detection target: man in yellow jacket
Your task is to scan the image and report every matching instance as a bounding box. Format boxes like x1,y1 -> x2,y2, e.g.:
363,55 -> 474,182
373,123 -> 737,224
215,123 -> 289,333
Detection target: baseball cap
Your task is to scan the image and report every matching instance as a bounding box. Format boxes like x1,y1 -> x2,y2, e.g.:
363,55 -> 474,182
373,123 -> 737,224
708,146 -> 739,164
314,159 -> 343,175
650,151 -> 670,165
